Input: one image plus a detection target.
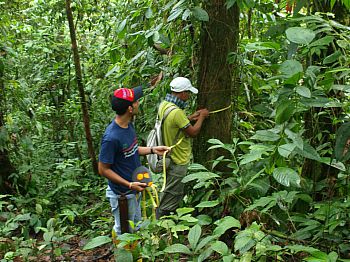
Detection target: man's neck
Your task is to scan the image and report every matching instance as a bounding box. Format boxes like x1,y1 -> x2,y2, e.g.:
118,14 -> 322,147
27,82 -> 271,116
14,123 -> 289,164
171,92 -> 184,101
114,114 -> 131,128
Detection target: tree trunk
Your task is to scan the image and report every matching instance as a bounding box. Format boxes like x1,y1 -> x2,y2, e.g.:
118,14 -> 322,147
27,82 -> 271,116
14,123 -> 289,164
65,0 -> 98,174
0,54 -> 16,193
193,1 -> 239,166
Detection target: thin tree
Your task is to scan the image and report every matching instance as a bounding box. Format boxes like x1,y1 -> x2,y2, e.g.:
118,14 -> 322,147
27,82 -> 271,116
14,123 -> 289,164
193,1 -> 240,166
0,50 -> 16,193
65,0 -> 98,174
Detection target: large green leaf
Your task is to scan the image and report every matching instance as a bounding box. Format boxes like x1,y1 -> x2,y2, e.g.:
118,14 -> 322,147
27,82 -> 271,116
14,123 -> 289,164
182,172 -> 219,183
296,142 -> 321,161
275,100 -> 295,124
211,241 -> 229,255
308,35 -> 334,47
176,207 -> 195,217
114,249 -> 133,262
188,224 -> 201,250
164,243 -> 192,255
167,8 -> 184,22
280,60 -> 303,78
278,143 -> 296,158
273,167 -> 300,187
225,0 -> 237,9
296,86 -> 311,98
196,200 -> 219,208
83,236 -> 112,250
286,27 -> 315,45
213,216 -> 241,236
323,50 -> 341,64
251,130 -> 280,142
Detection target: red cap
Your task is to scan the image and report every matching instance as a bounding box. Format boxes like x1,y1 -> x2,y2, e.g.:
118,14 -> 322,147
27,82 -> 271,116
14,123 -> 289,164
113,86 -> 143,102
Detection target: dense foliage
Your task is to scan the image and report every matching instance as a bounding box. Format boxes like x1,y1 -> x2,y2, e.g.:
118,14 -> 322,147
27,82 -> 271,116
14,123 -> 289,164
1,0 -> 350,261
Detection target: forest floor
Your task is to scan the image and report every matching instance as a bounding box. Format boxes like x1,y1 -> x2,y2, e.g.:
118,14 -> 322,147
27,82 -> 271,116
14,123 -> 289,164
12,237 -> 115,262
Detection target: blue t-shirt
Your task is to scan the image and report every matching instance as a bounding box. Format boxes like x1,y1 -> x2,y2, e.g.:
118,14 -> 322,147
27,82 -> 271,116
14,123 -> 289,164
99,120 -> 141,194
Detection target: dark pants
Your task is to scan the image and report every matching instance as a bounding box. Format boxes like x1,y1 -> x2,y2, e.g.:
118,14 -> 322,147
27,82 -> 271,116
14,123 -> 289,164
157,160 -> 188,218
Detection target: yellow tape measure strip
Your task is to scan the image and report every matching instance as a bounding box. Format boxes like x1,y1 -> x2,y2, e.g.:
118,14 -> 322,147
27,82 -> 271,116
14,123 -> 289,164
209,103 -> 232,114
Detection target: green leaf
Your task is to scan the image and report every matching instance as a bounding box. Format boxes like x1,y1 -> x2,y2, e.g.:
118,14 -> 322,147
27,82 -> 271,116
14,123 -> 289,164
83,236 -> 112,250
286,244 -> 319,254
296,86 -> 311,98
196,200 -> 219,208
197,214 -> 212,226
286,27 -> 316,45
308,35 -> 334,47
167,8 -> 184,22
14,213 -> 31,222
213,216 -> 241,236
336,39 -> 349,49
245,42 -> 279,51
280,60 -> 303,78
330,0 -> 336,8
176,207 -> 195,217
226,0 -> 237,9
323,50 -> 341,64
211,241 -> 229,255
116,19 -> 127,34
278,143 -> 296,158
296,142 -> 321,161
285,129 -> 303,150
128,50 -> 146,64
182,172 -> 219,183
188,224 -> 201,250
164,243 -> 192,255
327,251 -> 338,262
240,151 -> 263,165
240,252 -> 253,262
251,130 -> 280,142
117,233 -> 142,242
234,235 -> 255,253
191,7 -> 209,21
114,249 -> 133,262
196,235 -> 217,252
273,167 -> 300,187
145,8 -> 153,19
275,100 -> 295,124
179,214 -> 198,223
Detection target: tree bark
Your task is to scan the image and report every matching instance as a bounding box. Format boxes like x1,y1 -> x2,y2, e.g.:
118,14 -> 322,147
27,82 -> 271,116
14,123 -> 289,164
193,1 -> 239,166
65,0 -> 98,174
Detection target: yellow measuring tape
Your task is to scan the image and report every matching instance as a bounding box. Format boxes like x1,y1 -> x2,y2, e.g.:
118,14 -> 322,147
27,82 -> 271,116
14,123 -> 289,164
209,103 -> 232,114
142,184 -> 160,219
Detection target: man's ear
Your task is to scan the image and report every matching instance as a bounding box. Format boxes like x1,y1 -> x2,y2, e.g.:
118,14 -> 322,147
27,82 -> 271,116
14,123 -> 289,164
129,105 -> 133,113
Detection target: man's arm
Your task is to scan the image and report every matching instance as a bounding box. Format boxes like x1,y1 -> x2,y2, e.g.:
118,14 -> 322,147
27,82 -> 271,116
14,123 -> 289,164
138,146 -> 171,156
98,162 -> 146,191
183,109 -> 209,137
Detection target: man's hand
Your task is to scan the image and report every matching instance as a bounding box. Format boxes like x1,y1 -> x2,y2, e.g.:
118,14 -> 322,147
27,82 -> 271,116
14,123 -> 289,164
130,182 -> 147,192
188,111 -> 200,121
190,109 -> 209,121
153,146 -> 171,156
198,108 -> 209,118
149,71 -> 163,87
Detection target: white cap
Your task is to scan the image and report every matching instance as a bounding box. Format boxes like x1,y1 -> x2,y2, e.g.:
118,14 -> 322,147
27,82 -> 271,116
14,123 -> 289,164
170,77 -> 198,94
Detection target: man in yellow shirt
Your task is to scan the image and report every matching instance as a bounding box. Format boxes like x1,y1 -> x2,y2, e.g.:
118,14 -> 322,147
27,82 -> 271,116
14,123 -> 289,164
157,77 -> 209,218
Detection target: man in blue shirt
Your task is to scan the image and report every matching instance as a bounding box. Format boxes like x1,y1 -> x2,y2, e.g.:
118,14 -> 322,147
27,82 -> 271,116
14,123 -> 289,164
98,86 -> 170,235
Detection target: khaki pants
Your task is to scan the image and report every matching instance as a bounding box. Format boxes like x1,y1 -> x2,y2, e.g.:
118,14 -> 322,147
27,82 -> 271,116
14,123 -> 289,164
157,160 -> 188,218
